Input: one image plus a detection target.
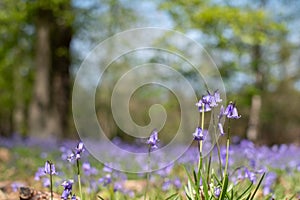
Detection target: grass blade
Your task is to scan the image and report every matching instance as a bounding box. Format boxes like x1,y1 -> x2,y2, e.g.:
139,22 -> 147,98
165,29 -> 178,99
249,172 -> 265,200
219,174 -> 229,200
201,173 -> 209,199
236,182 -> 253,200
165,193 -> 179,200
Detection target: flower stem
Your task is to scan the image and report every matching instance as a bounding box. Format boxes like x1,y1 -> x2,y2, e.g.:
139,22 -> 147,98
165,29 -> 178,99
49,162 -> 53,200
197,104 -> 205,194
77,159 -> 83,200
222,119 -> 231,184
212,111 -> 223,179
144,147 -> 151,200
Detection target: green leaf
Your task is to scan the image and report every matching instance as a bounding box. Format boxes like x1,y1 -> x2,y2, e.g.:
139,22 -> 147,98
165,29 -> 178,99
236,182 -> 253,200
165,193 -> 179,200
249,172 -> 265,200
97,195 -> 105,200
219,174 -> 229,200
201,173 -> 209,199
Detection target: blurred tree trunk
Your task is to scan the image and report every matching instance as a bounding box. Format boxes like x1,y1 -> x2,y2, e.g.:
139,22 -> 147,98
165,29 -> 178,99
51,19 -> 72,138
246,44 -> 262,141
29,13 -> 52,138
29,5 -> 72,139
13,65 -> 27,137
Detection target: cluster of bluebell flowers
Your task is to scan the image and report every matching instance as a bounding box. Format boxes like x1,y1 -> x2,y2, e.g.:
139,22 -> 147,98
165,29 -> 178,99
147,129 -> 159,150
61,179 -> 76,200
67,142 -> 85,162
194,90 -> 241,138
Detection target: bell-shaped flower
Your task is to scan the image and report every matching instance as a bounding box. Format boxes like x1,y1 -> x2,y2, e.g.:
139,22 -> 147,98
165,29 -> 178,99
147,129 -> 160,150
192,127 -> 207,141
44,161 -> 57,175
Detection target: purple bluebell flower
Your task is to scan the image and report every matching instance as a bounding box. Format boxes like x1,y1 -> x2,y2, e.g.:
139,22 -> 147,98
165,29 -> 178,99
224,102 -> 241,119
193,127 -> 207,141
99,174 -> 112,186
209,90 -> 222,107
42,177 -> 50,187
34,167 -> 45,181
103,165 -> 113,173
71,194 -> 77,200
196,99 -> 212,112
173,178 -> 182,189
114,182 -> 123,192
67,141 -> 85,162
82,162 -> 98,176
214,186 -> 221,197
162,179 -> 172,191
147,129 -> 159,150
196,90 -> 222,111
244,168 -> 256,183
263,172 -> 277,196
67,153 -> 75,162
61,189 -> 70,200
61,179 -> 74,200
62,179 -> 74,191
218,105 -> 225,119
218,122 -> 225,135
11,182 -> 24,192
75,142 -> 85,159
213,90 -> 222,103
44,161 -> 56,175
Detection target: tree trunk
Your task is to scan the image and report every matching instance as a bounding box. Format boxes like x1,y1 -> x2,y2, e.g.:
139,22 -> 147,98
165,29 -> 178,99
29,6 -> 72,139
51,22 -> 72,138
246,95 -> 261,141
29,16 -> 52,138
247,44 -> 263,141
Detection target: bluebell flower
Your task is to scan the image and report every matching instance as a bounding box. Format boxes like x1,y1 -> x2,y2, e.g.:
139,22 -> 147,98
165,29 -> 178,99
42,177 -> 50,188
192,127 -> 207,141
147,129 -> 159,150
71,194 -> 77,200
61,189 -> 71,200
224,102 -> 241,119
214,186 -> 221,197
218,123 -> 225,135
244,168 -> 256,183
99,174 -> 112,186
196,90 -> 222,112
67,141 -> 85,162
103,165 -> 113,173
34,167 -> 45,181
173,178 -> 182,189
82,162 -> 98,176
263,172 -> 277,196
75,142 -> 85,159
61,179 -> 74,200
196,99 -> 211,112
213,90 -> 222,103
62,179 -> 74,191
44,161 -> 56,175
114,182 -> 123,192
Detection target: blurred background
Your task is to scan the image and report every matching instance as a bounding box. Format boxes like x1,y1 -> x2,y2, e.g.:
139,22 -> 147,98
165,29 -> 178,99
0,0 -> 300,145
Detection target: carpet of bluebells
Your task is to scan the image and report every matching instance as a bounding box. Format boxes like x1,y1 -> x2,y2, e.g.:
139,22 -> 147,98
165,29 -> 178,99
1,135 -> 300,199
1,91 -> 300,199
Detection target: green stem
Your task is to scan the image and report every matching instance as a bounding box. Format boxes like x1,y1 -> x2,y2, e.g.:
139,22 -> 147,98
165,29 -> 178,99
224,119 -> 231,177
196,104 -> 205,197
215,133 -> 223,179
49,162 -> 53,200
212,111 -> 223,179
144,147 -> 151,200
206,152 -> 212,186
220,119 -> 231,200
77,159 -> 83,200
